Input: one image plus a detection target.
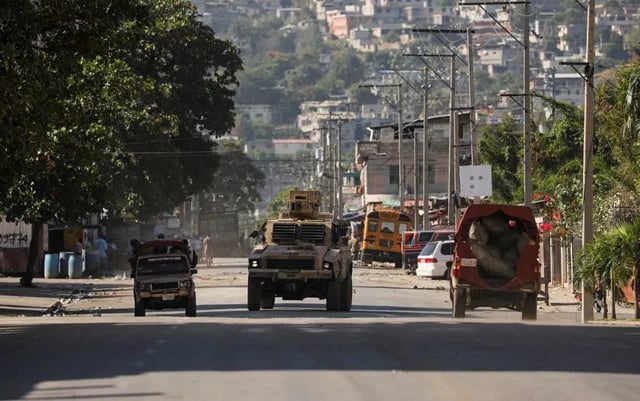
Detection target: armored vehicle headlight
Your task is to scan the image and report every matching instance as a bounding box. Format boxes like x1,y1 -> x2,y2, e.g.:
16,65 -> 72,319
323,262 -> 332,270
179,280 -> 191,289
249,259 -> 259,268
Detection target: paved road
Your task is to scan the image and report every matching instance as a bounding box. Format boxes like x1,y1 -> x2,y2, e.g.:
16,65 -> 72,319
0,260 -> 638,401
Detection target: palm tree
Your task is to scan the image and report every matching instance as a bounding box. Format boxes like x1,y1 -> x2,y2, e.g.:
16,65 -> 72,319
624,68 -> 640,319
574,219 -> 639,319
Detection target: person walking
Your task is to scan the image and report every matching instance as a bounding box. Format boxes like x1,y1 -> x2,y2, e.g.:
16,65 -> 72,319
202,234 -> 211,267
95,233 -> 109,277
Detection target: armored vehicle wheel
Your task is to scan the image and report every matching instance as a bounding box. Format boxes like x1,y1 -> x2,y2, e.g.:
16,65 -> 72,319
339,275 -> 353,311
326,279 -> 342,311
452,288 -> 466,318
521,292 -> 537,320
185,293 -> 197,317
247,278 -> 262,311
261,294 -> 275,309
134,298 -> 145,317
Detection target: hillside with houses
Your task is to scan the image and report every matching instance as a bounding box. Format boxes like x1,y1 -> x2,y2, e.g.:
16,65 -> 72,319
190,0 -> 640,219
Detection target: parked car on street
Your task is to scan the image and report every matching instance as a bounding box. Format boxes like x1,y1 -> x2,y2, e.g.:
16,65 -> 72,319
416,240 -> 454,279
401,226 -> 454,270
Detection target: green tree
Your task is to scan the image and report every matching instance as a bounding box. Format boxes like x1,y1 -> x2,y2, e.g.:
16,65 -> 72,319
574,219 -> 639,319
477,115 -> 522,203
200,141 -> 265,214
268,188 -> 296,219
0,0 -> 242,285
623,27 -> 640,55
326,49 -> 366,88
295,23 -> 326,54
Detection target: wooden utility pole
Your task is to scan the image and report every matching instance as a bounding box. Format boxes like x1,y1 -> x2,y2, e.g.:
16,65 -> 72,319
458,1 -> 531,205
422,67 -> 429,229
467,28 -> 478,166
336,120 -> 343,217
581,0 -> 596,323
448,56 -> 456,225
397,84 -> 404,213
523,0 -> 532,206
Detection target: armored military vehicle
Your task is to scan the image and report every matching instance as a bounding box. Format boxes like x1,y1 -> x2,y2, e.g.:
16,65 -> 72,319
247,190 -> 353,311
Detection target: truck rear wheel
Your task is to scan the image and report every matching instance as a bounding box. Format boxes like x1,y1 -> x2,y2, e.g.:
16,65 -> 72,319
452,288 -> 466,318
261,294 -> 275,309
521,292 -> 537,320
248,278 -> 262,311
134,298 -> 145,317
340,275 -> 353,311
326,279 -> 341,311
185,293 -> 197,317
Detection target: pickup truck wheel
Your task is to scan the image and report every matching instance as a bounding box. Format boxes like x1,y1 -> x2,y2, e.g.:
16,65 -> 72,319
452,288 -> 466,318
134,298 -> 145,317
521,292 -> 538,320
261,294 -> 275,309
185,293 -> 197,317
247,278 -> 262,311
339,275 -> 353,311
326,279 -> 341,311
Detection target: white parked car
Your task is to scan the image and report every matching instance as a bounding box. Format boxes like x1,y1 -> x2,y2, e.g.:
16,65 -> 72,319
416,240 -> 454,279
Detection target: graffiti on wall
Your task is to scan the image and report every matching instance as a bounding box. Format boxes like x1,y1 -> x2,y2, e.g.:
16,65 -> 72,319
0,221 -> 31,249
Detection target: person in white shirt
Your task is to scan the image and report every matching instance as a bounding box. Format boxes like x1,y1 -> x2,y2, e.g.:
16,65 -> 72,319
95,233 -> 109,276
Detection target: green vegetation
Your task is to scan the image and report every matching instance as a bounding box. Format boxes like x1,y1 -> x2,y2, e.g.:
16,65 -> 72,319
0,0 -> 243,285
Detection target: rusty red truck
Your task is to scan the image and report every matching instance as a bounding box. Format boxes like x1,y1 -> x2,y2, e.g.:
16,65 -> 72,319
450,204 -> 541,320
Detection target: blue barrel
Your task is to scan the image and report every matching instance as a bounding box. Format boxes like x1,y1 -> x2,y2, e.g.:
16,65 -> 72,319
44,253 -> 59,279
68,254 -> 83,278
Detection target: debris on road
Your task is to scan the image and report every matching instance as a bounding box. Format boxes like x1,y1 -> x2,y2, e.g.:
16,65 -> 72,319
43,300 -> 65,317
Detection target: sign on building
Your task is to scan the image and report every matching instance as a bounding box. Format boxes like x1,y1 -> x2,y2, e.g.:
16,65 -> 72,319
460,165 -> 492,198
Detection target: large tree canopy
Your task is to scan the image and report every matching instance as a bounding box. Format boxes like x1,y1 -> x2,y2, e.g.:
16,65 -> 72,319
0,0 -> 242,284
200,140 -> 265,215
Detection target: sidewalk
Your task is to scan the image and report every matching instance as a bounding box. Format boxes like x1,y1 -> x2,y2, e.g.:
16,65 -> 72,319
544,283 -> 639,324
0,258 -> 244,317
0,273 -> 131,317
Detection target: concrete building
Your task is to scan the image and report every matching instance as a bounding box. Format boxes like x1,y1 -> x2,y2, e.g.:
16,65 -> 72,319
355,113 -> 471,210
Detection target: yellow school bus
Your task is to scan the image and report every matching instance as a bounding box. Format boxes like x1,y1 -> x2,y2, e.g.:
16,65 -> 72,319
359,209 -> 413,267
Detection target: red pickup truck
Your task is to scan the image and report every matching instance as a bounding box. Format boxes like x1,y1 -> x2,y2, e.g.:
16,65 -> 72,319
450,204 -> 540,320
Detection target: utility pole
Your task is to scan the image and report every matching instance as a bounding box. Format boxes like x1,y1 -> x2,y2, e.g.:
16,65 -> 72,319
336,120 -> 343,217
397,84 -> 404,213
458,1 -> 531,205
448,56 -> 456,225
412,108 -> 419,226
422,67 -> 429,229
523,0 -> 532,206
581,0 -> 596,323
403,48 -> 457,224
467,27 -> 478,165
558,0 -> 595,322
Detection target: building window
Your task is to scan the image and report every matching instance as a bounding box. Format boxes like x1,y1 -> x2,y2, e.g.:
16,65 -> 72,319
416,164 -> 435,185
389,165 -> 399,185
